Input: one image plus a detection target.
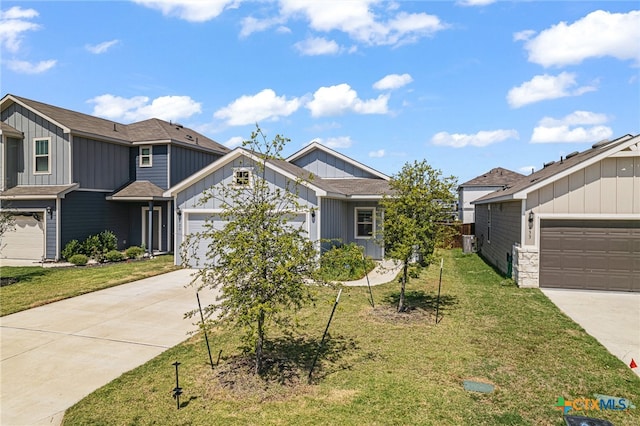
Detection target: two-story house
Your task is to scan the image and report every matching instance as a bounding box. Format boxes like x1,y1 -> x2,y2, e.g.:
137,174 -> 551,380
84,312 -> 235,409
0,94 -> 228,262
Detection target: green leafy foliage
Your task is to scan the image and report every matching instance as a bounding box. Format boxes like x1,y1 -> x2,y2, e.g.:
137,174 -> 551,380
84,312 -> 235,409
105,250 -> 124,262
183,126 -> 321,374
68,254 -> 88,266
125,246 -> 144,259
320,242 -> 375,281
61,239 -> 82,260
380,160 -> 457,312
63,230 -> 118,262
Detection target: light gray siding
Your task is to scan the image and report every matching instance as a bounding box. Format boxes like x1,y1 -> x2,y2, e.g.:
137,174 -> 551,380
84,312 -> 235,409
292,150 -> 377,179
476,201 -> 522,275
2,103 -> 71,186
73,137 -> 130,190
170,145 -> 221,187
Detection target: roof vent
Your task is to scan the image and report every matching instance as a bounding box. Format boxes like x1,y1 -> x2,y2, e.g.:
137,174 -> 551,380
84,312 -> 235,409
175,123 -> 183,129
543,160 -> 556,168
592,139 -> 610,149
565,151 -> 579,159
185,134 -> 193,140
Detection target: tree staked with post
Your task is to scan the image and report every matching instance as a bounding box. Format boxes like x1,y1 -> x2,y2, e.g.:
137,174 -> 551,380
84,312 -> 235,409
379,160 -> 457,313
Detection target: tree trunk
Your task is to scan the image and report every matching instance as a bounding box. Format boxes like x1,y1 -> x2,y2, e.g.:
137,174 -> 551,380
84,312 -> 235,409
398,261 -> 408,312
255,308 -> 265,375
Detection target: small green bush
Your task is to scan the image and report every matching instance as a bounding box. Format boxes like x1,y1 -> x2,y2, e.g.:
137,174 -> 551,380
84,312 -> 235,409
98,230 -> 118,253
82,234 -> 102,260
320,243 -> 376,281
125,246 -> 144,259
68,254 -> 88,266
61,239 -> 83,260
105,250 -> 125,262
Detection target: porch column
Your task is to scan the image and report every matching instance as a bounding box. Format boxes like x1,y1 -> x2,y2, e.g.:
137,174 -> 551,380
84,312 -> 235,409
147,200 -> 154,256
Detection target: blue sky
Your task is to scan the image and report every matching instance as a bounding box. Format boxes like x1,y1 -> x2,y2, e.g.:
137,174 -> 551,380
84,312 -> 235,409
1,1 -> 638,184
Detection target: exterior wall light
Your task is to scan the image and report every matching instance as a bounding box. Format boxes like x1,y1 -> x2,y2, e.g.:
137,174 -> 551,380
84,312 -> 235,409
528,211 -> 534,229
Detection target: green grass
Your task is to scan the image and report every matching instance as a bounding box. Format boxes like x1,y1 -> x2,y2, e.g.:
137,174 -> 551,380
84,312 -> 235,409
62,249 -> 640,425
0,255 -> 179,316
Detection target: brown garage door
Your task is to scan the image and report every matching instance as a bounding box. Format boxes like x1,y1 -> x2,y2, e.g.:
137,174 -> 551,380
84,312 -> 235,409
540,220 -> 640,292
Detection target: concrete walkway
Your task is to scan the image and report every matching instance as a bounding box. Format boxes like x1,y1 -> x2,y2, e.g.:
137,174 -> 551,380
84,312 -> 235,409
0,269 -> 217,425
541,289 -> 640,377
340,259 -> 402,287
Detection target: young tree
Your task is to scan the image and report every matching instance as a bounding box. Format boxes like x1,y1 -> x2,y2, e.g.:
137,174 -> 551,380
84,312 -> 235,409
0,205 -> 16,255
184,127 -> 320,374
380,160 -> 457,312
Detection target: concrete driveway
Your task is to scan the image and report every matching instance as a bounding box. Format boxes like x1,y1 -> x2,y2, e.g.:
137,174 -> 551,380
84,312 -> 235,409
541,289 -> 640,377
0,269 -> 218,425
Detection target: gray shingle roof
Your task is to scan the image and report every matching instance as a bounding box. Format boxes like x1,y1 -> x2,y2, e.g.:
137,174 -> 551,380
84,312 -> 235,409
4,95 -> 228,155
0,184 -> 78,199
459,167 -> 525,187
108,181 -> 169,200
474,134 -> 637,204
1,122 -> 22,138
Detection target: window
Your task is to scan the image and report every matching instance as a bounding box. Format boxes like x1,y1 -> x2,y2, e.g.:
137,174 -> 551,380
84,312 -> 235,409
355,207 -> 375,238
34,138 -> 51,174
233,168 -> 251,186
139,146 -> 152,167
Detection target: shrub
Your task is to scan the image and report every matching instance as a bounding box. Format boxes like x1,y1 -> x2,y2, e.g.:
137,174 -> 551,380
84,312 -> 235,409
80,230 -> 118,262
98,230 -> 118,253
68,254 -> 88,266
61,239 -> 83,260
320,242 -> 376,281
125,246 -> 144,259
105,250 -> 125,262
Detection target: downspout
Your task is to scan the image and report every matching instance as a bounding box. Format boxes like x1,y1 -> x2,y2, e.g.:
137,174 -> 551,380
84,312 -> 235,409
55,197 -> 61,260
147,200 -> 154,256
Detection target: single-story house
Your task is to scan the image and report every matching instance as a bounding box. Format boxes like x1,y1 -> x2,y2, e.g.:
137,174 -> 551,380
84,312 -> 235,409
164,141 -> 392,268
473,134 -> 639,292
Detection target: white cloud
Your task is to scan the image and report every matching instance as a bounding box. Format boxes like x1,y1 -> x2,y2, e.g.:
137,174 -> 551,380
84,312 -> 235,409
133,0 -> 240,23
88,94 -> 202,122
306,83 -> 389,117
224,136 -> 245,148
240,15 -> 285,38
294,37 -> 340,56
507,72 -> 596,108
522,10 -> 640,67
279,0 -> 447,47
369,149 -> 385,158
513,30 -> 535,42
373,73 -> 413,90
314,136 -> 352,149
7,59 -> 56,74
85,39 -> 120,54
214,89 -> 301,126
531,111 -> 613,143
431,129 -> 519,148
457,0 -> 496,6
0,6 -> 40,52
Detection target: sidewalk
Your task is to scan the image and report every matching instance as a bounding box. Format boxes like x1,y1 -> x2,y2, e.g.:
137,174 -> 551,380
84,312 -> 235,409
340,259 -> 402,287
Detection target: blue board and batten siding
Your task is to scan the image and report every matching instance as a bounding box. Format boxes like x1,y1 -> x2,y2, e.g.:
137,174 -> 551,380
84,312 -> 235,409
132,144 -> 168,189
74,137 -> 130,190
170,145 -> 221,187
2,103 -> 71,186
291,150 -> 378,179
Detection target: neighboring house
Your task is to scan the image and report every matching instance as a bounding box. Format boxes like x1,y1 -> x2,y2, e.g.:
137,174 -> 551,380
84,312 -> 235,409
164,141 -> 391,268
473,134 -> 640,292
0,94 -> 229,262
458,167 -> 525,224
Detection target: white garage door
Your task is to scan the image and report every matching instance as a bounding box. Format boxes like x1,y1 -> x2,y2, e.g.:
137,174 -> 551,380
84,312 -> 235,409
184,212 -> 309,268
1,214 -> 45,261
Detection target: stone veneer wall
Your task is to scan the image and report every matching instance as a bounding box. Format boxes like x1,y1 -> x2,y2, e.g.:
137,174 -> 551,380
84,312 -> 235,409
512,245 -> 539,288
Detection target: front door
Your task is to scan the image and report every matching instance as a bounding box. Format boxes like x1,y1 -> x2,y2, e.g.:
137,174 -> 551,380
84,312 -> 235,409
141,207 -> 161,252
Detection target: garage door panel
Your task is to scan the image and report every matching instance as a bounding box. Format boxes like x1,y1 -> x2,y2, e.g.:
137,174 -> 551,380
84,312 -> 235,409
540,220 -> 640,292
1,214 -> 45,261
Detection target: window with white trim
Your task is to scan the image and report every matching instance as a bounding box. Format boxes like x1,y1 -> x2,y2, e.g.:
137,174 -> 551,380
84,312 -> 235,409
355,207 -> 375,238
233,168 -> 251,186
34,138 -> 51,174
139,146 -> 152,167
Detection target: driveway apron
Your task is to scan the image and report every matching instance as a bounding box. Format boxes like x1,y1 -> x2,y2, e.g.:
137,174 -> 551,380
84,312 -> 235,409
542,289 -> 640,378
0,269 -> 217,425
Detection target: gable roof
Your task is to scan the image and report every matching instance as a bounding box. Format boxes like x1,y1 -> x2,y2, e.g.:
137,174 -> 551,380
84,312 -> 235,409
0,94 -> 227,154
165,143 -> 392,199
459,167 -> 525,188
286,141 -> 390,180
474,134 -> 640,204
1,122 -> 23,138
107,180 -> 170,201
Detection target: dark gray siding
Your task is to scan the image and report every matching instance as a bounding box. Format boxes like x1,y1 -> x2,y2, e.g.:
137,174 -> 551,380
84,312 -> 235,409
2,103 -> 70,186
60,191 -> 130,250
73,137 -> 130,190
292,150 -> 377,179
132,144 -> 168,189
170,145 -> 221,187
476,201 -> 522,275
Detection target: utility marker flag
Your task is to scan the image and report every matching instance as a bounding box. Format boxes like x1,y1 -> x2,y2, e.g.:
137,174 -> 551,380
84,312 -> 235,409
631,358 -> 637,369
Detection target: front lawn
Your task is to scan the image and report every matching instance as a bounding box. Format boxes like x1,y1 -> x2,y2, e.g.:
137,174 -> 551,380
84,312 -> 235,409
0,255 -> 179,316
63,249 -> 640,425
